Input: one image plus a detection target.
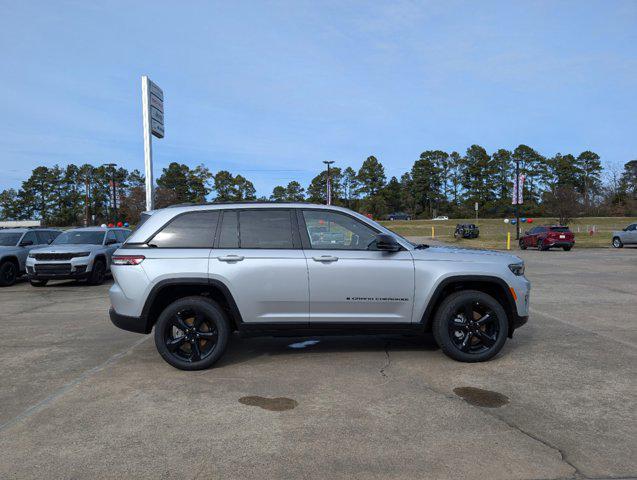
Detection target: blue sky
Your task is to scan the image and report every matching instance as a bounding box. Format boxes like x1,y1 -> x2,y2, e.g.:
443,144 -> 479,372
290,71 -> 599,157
1,0 -> 636,196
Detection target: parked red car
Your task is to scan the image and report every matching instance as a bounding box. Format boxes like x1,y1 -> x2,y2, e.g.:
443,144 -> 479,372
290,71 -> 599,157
519,225 -> 575,251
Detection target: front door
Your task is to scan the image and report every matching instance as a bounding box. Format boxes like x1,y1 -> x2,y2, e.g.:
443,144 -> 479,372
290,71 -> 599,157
300,209 -> 415,324
209,209 -> 309,324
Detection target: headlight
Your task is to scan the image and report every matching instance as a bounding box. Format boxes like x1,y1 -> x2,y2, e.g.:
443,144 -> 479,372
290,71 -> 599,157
28,253 -> 35,258
508,263 -> 525,276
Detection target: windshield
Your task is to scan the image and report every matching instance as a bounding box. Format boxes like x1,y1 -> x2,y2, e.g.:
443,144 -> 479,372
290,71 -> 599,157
52,231 -> 105,245
0,233 -> 22,246
550,226 -> 570,232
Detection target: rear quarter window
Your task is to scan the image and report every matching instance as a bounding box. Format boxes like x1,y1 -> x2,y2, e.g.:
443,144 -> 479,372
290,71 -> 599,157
550,227 -> 570,232
149,211 -> 219,248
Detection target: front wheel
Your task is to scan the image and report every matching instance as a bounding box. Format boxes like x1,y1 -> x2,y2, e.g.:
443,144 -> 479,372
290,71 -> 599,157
612,237 -> 623,248
154,296 -> 230,370
0,261 -> 18,287
87,259 -> 106,285
433,290 -> 509,362
519,240 -> 527,250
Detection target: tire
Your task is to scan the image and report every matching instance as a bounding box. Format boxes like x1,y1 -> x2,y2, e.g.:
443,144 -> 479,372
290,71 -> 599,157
30,279 -> 48,287
612,237 -> 623,248
0,260 -> 18,287
87,259 -> 106,285
563,246 -> 572,251
432,290 -> 509,363
154,296 -> 230,370
519,240 -> 527,250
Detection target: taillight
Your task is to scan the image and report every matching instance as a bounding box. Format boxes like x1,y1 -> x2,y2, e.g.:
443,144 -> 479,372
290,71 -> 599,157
111,255 -> 145,265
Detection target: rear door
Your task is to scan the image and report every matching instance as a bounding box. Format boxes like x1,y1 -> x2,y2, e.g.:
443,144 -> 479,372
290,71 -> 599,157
300,209 -> 415,324
208,209 -> 309,324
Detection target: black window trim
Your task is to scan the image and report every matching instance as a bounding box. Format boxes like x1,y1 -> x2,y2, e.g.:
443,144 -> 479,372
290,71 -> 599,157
214,208 -> 301,250
297,207 -> 396,251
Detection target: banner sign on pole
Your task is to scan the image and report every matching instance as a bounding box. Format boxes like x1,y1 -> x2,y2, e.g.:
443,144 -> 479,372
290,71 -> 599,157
141,76 -> 164,211
512,174 -> 526,205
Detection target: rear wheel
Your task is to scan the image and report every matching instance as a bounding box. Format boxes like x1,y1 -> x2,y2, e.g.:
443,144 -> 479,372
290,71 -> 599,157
433,290 -> 509,362
29,279 -> 48,287
87,259 -> 106,285
563,246 -> 572,251
519,240 -> 527,250
0,260 -> 18,287
612,237 -> 623,248
154,296 -> 230,370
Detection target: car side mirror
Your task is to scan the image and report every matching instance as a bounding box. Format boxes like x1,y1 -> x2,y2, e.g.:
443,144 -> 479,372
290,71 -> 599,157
375,234 -> 401,252
105,239 -> 117,245
20,240 -> 33,246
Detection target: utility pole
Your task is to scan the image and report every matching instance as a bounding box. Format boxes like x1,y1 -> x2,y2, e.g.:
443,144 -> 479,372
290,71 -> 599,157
323,160 -> 335,205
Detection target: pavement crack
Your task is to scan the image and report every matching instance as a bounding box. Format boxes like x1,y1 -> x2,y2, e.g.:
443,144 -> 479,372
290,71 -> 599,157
379,341 -> 391,378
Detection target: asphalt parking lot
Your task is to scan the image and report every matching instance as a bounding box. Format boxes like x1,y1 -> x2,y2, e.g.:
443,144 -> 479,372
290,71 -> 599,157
0,248 -> 635,480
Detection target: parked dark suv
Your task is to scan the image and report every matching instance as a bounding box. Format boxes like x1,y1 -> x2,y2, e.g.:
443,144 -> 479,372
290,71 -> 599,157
519,225 -> 574,251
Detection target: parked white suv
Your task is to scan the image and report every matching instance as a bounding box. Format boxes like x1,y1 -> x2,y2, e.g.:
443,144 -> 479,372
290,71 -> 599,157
109,203 -> 530,370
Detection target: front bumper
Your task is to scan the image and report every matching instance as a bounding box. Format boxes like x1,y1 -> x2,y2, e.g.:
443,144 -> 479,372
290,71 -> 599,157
27,264 -> 90,280
109,308 -> 152,334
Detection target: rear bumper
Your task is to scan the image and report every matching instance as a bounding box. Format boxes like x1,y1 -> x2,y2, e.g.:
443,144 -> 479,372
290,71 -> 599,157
544,241 -> 574,248
109,307 -> 152,334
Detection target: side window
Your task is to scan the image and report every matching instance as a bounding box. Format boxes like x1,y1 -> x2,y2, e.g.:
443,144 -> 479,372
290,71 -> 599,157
35,231 -> 50,244
238,210 -> 294,249
302,210 -> 378,250
218,211 -> 239,248
629,224 -> 637,231
149,211 -> 219,248
114,230 -> 127,243
106,230 -> 117,244
49,231 -> 61,242
21,231 -> 37,245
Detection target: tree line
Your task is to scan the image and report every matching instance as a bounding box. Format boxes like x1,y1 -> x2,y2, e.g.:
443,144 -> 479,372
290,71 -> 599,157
0,144 -> 635,225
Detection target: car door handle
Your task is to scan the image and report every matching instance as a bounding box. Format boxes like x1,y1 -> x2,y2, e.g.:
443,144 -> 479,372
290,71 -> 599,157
218,255 -> 245,262
312,255 -> 339,263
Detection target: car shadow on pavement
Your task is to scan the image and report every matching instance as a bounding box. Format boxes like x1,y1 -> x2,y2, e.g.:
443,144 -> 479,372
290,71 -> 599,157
214,333 -> 439,368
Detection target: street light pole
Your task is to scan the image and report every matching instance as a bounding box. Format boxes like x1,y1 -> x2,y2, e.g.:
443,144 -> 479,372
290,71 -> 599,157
323,160 -> 335,205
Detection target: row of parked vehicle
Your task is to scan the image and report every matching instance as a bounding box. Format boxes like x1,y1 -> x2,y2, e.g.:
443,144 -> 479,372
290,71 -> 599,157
0,226 -> 131,287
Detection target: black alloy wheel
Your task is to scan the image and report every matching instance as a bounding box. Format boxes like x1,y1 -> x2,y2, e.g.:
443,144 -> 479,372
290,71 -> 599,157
0,261 -> 18,287
154,297 -> 229,370
88,260 -> 106,285
519,240 -> 527,250
612,237 -> 623,248
433,290 -> 508,362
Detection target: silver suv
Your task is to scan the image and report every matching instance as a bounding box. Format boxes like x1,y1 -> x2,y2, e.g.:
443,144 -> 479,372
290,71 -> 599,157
0,228 -> 61,286
109,204 -> 530,370
27,227 -> 131,286
611,223 -> 637,248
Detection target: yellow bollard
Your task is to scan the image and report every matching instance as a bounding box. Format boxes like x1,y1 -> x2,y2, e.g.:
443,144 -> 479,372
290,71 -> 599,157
507,232 -> 511,250
431,226 -> 435,239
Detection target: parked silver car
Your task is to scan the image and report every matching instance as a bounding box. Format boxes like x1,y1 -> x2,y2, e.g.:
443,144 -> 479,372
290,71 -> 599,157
0,228 -> 61,286
26,227 -> 131,286
109,203 -> 530,370
611,223 -> 637,248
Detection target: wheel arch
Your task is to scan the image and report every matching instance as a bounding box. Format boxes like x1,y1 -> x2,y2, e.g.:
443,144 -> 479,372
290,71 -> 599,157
142,278 -> 243,333
420,275 -> 518,338
1,255 -> 20,268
